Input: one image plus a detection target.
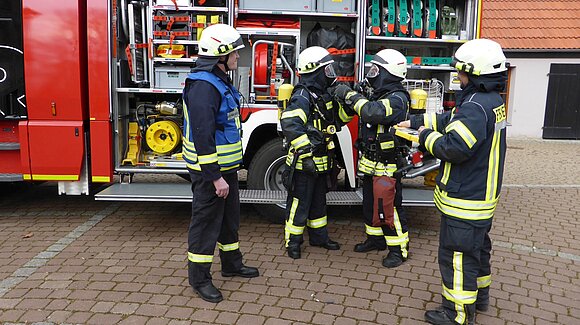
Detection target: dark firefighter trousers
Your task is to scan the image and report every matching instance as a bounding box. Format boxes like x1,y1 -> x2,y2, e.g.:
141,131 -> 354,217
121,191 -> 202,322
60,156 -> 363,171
188,171 -> 243,288
438,215 -> 492,324
284,170 -> 331,247
362,175 -> 409,257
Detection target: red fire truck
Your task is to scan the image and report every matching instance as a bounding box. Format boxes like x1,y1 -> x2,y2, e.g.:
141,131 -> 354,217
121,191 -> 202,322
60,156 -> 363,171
0,0 -> 482,220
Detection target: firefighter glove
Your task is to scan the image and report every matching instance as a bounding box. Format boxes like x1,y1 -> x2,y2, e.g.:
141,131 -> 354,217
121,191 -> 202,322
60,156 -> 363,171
329,83 -> 353,101
301,156 -> 317,175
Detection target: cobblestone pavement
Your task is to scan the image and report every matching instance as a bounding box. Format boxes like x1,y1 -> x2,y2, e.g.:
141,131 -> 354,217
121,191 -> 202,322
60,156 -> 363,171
0,139 -> 579,325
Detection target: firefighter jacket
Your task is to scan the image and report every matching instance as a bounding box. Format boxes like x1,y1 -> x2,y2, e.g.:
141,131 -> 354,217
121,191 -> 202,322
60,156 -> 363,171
410,77 -> 507,225
344,85 -> 409,176
182,69 -> 243,181
280,84 -> 353,172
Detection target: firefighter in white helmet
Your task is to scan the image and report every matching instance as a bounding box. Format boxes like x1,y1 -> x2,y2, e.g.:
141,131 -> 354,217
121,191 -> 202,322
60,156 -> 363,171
183,23 -> 258,303
400,38 -> 509,324
280,46 -> 353,259
330,49 -> 412,268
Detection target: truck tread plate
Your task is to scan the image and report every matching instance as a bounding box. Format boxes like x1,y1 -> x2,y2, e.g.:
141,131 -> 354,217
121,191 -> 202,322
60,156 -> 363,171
95,183 -> 434,206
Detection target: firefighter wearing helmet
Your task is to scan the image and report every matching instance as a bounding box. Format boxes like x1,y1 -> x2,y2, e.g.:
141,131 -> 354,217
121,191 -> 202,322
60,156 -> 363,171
400,38 -> 509,324
183,23 -> 258,303
280,46 -> 353,259
330,49 -> 412,268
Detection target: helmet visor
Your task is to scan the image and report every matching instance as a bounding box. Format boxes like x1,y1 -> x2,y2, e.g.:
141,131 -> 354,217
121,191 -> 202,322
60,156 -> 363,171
365,64 -> 380,79
215,36 -> 244,55
324,64 -> 337,78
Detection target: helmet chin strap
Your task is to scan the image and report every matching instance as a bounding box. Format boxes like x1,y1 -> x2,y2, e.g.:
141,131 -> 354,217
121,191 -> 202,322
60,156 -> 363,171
217,53 -> 231,72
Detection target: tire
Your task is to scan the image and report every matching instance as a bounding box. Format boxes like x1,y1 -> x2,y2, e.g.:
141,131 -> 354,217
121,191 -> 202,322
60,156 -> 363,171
246,138 -> 287,224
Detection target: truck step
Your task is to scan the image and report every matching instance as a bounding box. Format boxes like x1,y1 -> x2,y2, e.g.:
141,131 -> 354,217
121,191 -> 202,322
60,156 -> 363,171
0,142 -> 20,150
0,173 -> 24,182
94,183 -> 435,207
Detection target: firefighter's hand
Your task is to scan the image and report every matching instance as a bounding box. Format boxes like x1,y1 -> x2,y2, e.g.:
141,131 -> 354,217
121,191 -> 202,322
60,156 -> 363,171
213,177 -> 229,198
329,84 -> 353,101
398,120 -> 411,128
301,156 -> 317,175
418,126 -> 426,136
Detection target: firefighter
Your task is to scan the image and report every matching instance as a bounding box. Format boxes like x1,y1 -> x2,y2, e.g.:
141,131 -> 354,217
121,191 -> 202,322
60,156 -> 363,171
330,49 -> 411,268
280,46 -> 353,259
399,39 -> 508,324
183,24 -> 259,303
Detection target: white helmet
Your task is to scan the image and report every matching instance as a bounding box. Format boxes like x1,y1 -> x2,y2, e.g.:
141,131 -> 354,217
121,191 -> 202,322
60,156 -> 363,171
297,46 -> 336,78
452,38 -> 508,75
198,24 -> 244,57
367,49 -> 407,79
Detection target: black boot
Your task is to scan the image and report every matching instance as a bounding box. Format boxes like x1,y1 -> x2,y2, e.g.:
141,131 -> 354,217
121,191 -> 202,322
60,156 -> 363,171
192,282 -> 223,303
476,302 -> 489,312
425,306 -> 474,325
310,239 -> 340,250
221,265 -> 259,278
382,250 -> 406,268
287,243 -> 301,259
354,238 -> 386,252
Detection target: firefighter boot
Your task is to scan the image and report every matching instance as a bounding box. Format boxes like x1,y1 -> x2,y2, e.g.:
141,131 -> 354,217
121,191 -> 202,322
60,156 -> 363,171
354,238 -> 387,252
382,250 -> 406,268
287,243 -> 301,259
192,282 -> 223,303
310,239 -> 340,250
221,265 -> 259,278
425,306 -> 475,325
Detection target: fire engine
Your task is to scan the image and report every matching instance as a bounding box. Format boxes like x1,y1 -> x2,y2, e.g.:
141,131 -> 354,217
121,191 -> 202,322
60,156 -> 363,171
0,0 -> 482,221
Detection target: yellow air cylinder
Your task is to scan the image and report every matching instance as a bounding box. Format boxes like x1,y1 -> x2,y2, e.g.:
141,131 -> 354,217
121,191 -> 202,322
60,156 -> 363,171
277,84 -> 294,119
410,89 -> 428,110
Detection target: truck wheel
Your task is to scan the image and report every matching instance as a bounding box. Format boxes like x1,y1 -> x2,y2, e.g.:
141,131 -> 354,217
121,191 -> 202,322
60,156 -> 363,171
247,138 -> 287,224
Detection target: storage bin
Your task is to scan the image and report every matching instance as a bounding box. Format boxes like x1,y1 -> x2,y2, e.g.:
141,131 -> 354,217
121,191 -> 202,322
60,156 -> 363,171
154,66 -> 191,89
317,0 -> 356,13
239,0 -> 315,12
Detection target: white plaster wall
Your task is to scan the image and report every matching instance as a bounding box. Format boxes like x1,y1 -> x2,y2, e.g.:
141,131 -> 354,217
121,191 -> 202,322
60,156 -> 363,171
507,58 -> 580,138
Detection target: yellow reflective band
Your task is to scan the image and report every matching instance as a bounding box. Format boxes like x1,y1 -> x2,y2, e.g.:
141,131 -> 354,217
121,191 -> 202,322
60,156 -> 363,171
23,174 -> 31,180
217,242 -> 239,252
379,99 -> 393,116
188,252 -> 213,263
380,141 -> 395,150
442,284 -> 477,304
32,175 -> 79,181
218,151 -> 243,165
365,224 -> 384,236
358,156 -> 397,176
281,109 -> 308,123
384,233 -> 409,246
446,120 -> 477,149
486,128 -> 502,201
453,252 -> 463,293
198,153 -> 218,165
307,216 -> 327,229
354,98 -> 369,115
435,188 -> 498,210
338,103 -> 354,123
285,198 -> 303,246
325,101 -> 333,110
291,134 -> 311,150
424,112 -> 438,131
285,222 -> 304,235
440,161 -> 451,186
216,142 -> 242,153
434,197 -> 495,221
92,176 -> 111,183
477,275 -> 492,289
425,132 -> 443,155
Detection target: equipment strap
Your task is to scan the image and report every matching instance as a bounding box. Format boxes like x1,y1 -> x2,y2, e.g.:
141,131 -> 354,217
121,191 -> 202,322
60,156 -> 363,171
270,41 -> 279,98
